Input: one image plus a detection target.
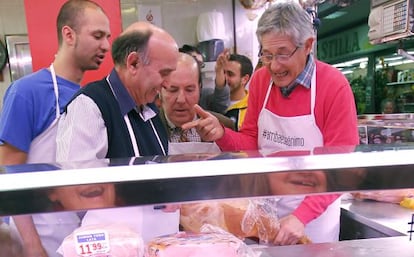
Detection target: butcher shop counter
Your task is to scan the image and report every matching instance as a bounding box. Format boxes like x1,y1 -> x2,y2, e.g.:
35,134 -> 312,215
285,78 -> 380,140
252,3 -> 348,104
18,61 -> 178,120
254,236 -> 414,257
340,198 -> 413,239
2,146 -> 414,257
251,197 -> 414,257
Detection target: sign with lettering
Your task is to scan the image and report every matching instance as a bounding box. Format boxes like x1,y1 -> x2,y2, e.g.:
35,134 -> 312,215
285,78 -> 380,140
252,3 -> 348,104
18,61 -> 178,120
75,230 -> 110,256
317,24 -> 389,63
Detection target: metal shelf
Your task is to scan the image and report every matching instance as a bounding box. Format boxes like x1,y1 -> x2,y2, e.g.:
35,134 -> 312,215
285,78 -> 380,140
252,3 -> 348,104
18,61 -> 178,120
387,81 -> 414,86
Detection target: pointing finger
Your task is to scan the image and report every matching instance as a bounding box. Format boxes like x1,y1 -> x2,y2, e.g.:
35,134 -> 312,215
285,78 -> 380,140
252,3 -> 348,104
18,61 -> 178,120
181,119 -> 200,131
193,104 -> 210,119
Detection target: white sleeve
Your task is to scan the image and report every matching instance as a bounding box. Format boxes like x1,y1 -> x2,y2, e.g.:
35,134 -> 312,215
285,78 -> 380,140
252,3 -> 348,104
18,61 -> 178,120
56,94 -> 108,162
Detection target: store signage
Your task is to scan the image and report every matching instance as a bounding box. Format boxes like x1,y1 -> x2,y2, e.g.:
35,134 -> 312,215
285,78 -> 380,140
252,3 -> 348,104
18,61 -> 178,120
75,230 -> 110,256
317,24 -> 388,63
318,31 -> 361,60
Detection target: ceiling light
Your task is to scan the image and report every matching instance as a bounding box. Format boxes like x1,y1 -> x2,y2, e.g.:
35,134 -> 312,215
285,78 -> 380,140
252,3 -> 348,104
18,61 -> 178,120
333,57 -> 368,68
384,56 -> 403,62
359,62 -> 367,69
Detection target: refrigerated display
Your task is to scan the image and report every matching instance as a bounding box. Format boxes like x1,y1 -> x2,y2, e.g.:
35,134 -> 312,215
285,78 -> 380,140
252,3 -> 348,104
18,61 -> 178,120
1,146 -> 414,256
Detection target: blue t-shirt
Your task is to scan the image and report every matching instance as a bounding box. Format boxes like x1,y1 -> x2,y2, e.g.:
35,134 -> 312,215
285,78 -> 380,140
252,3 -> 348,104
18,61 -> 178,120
0,68 -> 80,152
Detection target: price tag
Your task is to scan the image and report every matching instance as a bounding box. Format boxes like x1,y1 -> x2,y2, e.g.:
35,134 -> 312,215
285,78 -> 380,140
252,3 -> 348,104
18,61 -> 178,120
75,230 -> 110,256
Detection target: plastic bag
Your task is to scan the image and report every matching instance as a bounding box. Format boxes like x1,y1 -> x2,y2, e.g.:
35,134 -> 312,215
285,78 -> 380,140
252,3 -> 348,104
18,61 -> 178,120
180,198 -> 311,245
200,224 -> 261,257
180,201 -> 228,233
146,227 -> 260,257
180,199 -> 281,243
240,198 -> 280,244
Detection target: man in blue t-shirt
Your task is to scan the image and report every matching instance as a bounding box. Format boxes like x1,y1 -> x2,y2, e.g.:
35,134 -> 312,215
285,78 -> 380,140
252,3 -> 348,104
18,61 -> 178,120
0,0 -> 111,165
0,1 -> 111,257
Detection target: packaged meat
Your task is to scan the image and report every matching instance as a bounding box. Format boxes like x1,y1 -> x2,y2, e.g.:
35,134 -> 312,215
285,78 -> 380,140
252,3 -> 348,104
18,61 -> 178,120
145,229 -> 258,257
59,224 -> 144,257
180,199 -> 311,245
352,189 -> 414,204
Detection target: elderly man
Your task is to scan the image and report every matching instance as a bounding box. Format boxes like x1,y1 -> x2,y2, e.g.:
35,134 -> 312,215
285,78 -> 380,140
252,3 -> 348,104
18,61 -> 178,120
160,53 -> 202,143
178,44 -> 231,114
56,21 -> 180,242
183,2 -> 359,245
56,21 -> 178,160
159,52 -> 233,154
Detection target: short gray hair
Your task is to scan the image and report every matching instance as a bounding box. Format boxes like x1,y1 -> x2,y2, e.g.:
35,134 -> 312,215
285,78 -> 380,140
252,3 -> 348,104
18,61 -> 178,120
256,1 -> 315,47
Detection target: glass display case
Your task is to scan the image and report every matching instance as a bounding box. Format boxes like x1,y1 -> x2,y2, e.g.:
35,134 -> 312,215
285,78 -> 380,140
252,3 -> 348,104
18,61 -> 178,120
1,145 -> 414,256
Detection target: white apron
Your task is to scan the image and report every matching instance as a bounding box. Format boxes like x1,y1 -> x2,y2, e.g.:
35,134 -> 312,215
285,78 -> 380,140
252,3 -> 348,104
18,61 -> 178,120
257,69 -> 340,243
27,64 -> 60,164
9,65 -> 81,257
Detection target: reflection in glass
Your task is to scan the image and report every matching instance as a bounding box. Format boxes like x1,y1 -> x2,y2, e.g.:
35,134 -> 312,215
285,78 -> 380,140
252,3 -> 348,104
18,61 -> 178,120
47,183 -> 117,211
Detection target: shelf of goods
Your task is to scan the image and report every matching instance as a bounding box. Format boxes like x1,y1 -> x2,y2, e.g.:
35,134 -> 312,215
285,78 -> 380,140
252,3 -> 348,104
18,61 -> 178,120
1,145 -> 414,256
387,81 -> 414,86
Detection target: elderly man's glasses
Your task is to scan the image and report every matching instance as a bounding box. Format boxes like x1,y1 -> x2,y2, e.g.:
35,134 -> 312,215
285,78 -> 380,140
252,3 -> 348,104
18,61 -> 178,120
259,47 -> 299,64
197,60 -> 205,69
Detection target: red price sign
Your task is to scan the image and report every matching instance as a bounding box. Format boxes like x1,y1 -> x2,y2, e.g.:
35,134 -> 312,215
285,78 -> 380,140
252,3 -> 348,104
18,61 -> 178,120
75,230 -> 110,256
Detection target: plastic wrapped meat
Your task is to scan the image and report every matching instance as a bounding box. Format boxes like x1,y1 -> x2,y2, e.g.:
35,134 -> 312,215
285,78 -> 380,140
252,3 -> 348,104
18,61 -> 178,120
59,224 -> 144,257
180,199 -> 311,245
145,226 -> 259,257
352,189 -> 414,204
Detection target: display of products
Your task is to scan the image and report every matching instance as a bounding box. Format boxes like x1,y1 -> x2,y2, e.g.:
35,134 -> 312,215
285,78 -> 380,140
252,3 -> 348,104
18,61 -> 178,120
180,199 -> 311,245
145,231 -> 252,257
180,200 -> 253,238
59,224 -> 144,257
2,146 -> 414,257
352,189 -> 414,203
358,113 -> 414,144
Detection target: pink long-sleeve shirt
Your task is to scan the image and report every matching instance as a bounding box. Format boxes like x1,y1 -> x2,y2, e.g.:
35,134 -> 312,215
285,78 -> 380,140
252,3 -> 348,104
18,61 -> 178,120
217,60 -> 359,224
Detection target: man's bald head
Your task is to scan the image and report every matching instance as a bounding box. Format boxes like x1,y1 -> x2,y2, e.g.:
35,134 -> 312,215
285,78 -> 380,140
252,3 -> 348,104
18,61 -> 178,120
111,21 -> 177,66
178,52 -> 198,67
111,21 -> 179,106
122,21 -> 156,34
176,52 -> 200,84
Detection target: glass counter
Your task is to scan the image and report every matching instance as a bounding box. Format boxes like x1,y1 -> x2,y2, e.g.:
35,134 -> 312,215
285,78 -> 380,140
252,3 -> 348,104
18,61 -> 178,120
1,144 -> 414,257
